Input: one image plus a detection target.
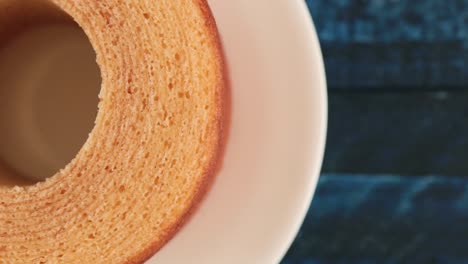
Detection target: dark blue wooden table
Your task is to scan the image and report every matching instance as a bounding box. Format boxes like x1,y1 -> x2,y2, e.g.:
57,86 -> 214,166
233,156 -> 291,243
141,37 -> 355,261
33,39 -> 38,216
282,1 -> 468,263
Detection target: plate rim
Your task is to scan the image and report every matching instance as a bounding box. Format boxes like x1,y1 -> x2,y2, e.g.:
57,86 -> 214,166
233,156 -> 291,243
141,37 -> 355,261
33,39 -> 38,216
273,0 -> 328,262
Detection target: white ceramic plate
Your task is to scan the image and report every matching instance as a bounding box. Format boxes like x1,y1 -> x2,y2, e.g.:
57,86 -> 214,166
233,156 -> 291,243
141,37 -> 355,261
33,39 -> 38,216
149,0 -> 327,263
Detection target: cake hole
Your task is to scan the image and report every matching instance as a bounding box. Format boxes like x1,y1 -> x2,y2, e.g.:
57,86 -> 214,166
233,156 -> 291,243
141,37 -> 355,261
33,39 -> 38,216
0,3 -> 100,186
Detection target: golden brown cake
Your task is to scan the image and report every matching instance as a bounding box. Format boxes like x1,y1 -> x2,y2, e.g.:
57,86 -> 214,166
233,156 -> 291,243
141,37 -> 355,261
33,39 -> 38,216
0,0 -> 227,263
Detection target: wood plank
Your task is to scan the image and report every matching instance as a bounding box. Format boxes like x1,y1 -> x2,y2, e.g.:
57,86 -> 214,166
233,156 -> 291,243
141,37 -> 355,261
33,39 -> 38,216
323,92 -> 468,176
283,174 -> 468,263
305,0 -> 468,89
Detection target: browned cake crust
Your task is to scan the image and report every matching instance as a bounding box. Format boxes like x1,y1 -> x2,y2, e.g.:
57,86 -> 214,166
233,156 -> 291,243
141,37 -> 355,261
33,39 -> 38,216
130,1 -> 230,263
0,0 -> 227,263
